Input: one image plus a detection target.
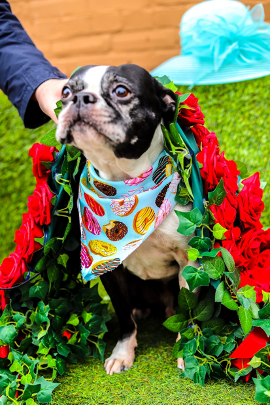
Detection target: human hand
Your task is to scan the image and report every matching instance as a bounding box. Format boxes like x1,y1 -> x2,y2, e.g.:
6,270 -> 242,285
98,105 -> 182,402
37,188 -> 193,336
34,78 -> 69,124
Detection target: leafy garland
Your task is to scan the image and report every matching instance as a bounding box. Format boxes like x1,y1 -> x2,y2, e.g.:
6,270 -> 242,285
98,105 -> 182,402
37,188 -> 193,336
157,76 -> 270,404
0,102 -> 110,404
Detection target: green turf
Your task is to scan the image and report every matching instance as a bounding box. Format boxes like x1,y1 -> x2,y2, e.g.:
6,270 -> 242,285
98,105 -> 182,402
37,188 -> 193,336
0,76 -> 269,403
51,316 -> 259,405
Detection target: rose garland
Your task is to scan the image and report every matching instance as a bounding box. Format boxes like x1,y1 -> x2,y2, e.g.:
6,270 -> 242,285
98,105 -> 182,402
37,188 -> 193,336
0,102 -> 110,404
156,76 -> 270,404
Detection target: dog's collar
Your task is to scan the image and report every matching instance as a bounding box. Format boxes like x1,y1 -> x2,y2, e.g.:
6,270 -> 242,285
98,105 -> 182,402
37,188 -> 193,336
79,150 -> 181,281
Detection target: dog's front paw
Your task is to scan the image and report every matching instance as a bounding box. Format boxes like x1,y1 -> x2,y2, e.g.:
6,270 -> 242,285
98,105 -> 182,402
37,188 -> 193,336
104,332 -> 137,375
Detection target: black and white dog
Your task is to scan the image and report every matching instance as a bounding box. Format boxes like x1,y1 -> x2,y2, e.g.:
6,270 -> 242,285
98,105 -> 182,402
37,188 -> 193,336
56,64 -> 198,375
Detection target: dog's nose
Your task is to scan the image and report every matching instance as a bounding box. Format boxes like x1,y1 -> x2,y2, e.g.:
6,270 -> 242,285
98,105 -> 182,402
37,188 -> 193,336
72,92 -> 97,110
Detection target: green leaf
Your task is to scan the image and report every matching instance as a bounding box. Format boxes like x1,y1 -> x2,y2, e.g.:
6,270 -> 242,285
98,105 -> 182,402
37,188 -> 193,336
220,247 -> 235,272
200,248 -> 221,258
202,256 -> 225,279
56,356 -> 66,375
238,285 -> 256,301
54,100 -> 62,118
35,302 -> 50,326
182,339 -> 197,358
235,160 -> 248,178
21,374 -> 32,386
178,287 -> 197,311
9,359 -> 22,373
213,223 -> 227,240
175,208 -> 203,236
40,129 -> 61,148
262,290 -> 270,303
193,292 -> 215,322
205,335 -> 223,356
201,318 -> 226,334
234,366 -> 252,382
12,313 -> 25,329
258,302 -> 270,319
188,236 -> 212,253
29,281 -> 48,300
164,80 -> 178,93
248,356 -> 262,368
253,375 -> 270,403
179,93 -> 191,103
34,376 -> 60,404
181,356 -> 199,379
185,248 -> 200,261
223,333 -> 236,352
0,326 -> 17,345
222,289 -> 238,311
46,355 -> 56,368
181,265 -> 210,291
208,179 -> 227,206
78,324 -> 90,345
57,341 -> 71,358
47,263 -> 61,284
82,311 -> 92,324
21,384 -> 41,401
57,254 -> 69,268
37,342 -> 50,355
237,293 -> 251,310
238,306 -> 252,335
249,300 -> 260,319
155,75 -> 171,85
163,314 -> 188,333
66,314 -> 80,326
252,319 -> 270,337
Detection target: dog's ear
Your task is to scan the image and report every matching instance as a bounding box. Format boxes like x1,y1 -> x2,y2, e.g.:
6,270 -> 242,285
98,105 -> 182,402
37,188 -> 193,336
153,79 -> 177,123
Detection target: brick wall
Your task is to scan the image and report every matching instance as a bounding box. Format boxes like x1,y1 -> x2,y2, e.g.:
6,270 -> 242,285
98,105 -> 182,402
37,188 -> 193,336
9,0 -> 270,76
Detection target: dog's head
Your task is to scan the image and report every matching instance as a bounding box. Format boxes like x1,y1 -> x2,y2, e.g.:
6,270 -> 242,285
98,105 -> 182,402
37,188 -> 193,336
56,64 -> 177,161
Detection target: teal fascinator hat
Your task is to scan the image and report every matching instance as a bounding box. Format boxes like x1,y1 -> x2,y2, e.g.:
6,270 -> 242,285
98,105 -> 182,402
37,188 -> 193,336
151,0 -> 270,85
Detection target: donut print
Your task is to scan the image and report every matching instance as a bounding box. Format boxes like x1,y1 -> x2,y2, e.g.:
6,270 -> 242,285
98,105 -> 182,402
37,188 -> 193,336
124,166 -> 153,186
80,220 -> 87,240
133,207 -> 155,235
123,239 -> 143,251
85,193 -> 105,216
110,195 -> 138,217
92,258 -> 121,275
87,161 -> 91,183
103,220 -> 128,241
88,240 -> 117,257
81,177 -> 88,187
154,199 -> 172,229
152,155 -> 173,184
82,207 -> 101,235
155,184 -> 169,208
94,179 -> 117,196
81,243 -> 93,268
169,172 -> 181,194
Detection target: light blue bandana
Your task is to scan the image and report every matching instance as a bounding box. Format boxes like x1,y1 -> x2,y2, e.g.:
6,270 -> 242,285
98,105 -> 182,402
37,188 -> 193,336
79,151 -> 181,281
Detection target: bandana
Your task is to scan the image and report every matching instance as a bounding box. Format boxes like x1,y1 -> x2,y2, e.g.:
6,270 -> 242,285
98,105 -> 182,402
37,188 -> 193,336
79,151 -> 181,281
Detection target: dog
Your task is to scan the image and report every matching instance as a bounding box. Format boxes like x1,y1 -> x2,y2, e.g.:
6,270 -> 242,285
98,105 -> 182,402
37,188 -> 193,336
55,64 -> 199,375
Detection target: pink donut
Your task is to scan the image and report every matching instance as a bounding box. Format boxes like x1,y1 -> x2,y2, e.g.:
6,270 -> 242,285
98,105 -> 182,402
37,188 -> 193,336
80,220 -> 87,240
169,172 -> 181,194
81,243 -> 93,268
154,199 -> 172,229
110,195 -> 138,217
82,207 -> 101,235
124,166 -> 153,186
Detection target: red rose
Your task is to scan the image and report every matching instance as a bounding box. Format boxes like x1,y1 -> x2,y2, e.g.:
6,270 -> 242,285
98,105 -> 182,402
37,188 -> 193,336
176,92 -> 205,126
14,214 -> 43,262
240,249 -> 270,303
238,228 -> 269,268
191,124 -> 218,149
222,227 -> 245,267
27,182 -> 54,226
237,173 -> 264,230
0,345 -> 9,358
62,331 -> 72,340
0,252 -> 27,288
29,143 -> 57,183
210,195 -> 237,230
0,290 -> 8,310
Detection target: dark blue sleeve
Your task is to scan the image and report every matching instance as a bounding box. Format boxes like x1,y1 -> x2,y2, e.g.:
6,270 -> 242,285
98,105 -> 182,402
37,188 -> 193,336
0,0 -> 67,128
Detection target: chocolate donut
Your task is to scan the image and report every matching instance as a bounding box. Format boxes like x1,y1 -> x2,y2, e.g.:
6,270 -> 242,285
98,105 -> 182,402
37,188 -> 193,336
94,179 -> 117,196
155,184 -> 169,208
152,155 -> 173,184
92,257 -> 121,275
103,220 -> 128,241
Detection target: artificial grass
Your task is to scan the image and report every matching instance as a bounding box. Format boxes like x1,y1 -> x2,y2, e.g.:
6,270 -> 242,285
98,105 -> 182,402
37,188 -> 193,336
51,315 -> 259,405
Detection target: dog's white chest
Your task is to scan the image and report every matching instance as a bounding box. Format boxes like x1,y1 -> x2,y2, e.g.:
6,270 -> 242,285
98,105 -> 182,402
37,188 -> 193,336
123,204 -> 192,280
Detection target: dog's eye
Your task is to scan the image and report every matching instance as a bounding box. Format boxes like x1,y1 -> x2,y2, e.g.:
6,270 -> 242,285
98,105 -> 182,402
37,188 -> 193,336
114,86 -> 129,98
62,87 -> 72,99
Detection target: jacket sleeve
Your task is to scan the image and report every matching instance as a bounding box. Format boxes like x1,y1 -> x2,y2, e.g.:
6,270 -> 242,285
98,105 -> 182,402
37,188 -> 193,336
0,0 -> 67,128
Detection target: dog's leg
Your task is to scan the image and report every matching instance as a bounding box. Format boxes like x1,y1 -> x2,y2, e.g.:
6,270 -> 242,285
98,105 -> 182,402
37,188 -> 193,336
101,265 -> 137,375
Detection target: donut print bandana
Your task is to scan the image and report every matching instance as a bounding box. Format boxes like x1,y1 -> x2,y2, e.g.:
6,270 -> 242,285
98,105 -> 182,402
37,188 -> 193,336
79,151 -> 181,281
